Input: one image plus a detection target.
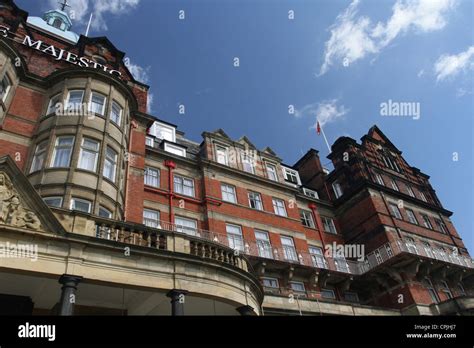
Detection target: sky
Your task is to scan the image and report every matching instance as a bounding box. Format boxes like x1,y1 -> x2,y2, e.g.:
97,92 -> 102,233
18,0 -> 473,252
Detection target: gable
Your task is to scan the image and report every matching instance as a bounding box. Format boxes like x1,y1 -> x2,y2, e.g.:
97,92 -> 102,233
0,156 -> 65,234
363,125 -> 401,153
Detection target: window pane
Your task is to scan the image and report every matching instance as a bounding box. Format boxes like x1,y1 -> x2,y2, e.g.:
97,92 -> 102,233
71,198 -> 91,213
226,224 -> 243,251
67,90 -> 84,112
43,196 -> 62,207
99,206 -> 112,218
143,209 -> 160,228
52,136 -> 74,167
144,167 -> 160,187
104,147 -> 117,181
110,101 -> 122,124
89,92 -> 106,115
175,217 -> 197,236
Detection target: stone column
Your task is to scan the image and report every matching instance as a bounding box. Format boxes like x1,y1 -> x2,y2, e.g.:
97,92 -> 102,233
236,305 -> 254,316
58,274 -> 82,316
166,289 -> 188,316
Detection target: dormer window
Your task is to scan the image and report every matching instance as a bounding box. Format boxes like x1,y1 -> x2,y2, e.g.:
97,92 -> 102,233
381,152 -> 401,173
52,18 -> 62,29
283,167 -> 300,185
149,121 -> 176,142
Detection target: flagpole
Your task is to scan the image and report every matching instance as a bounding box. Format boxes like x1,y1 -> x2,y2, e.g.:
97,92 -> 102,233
318,119 -> 332,153
85,13 -> 93,36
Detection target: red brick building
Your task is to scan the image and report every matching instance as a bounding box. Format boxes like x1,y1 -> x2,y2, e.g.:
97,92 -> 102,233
0,0 -> 471,315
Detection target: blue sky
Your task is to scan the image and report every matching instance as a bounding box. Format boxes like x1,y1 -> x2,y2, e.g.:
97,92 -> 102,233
20,0 -> 473,252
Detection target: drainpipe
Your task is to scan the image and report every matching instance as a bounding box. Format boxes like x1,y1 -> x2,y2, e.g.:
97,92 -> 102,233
123,120 -> 138,221
164,160 -> 176,224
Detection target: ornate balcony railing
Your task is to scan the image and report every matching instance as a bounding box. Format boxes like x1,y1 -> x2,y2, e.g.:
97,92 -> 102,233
93,218 -> 474,277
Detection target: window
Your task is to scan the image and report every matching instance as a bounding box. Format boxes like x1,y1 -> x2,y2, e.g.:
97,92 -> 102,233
144,167 -> 160,187
30,141 -> 48,173
300,210 -> 315,228
174,175 -> 195,197
266,163 -> 278,181
89,92 -> 106,115
143,209 -> 160,228
241,153 -> 255,174
289,281 -> 305,293
47,94 -> 62,115
321,289 -> 336,299
440,281 -> 453,299
226,224 -> 243,251
335,255 -> 350,273
281,236 -> 298,261
175,216 -> 198,236
248,191 -> 263,210
272,198 -> 287,217
221,183 -> 237,203
0,73 -> 11,102
66,90 -> 84,113
303,188 -> 319,199
110,100 -> 122,125
71,198 -> 92,213
390,179 -> 399,191
255,230 -> 272,259
344,292 -> 359,303
420,191 -> 427,202
164,143 -> 186,157
375,172 -> 384,185
423,278 -> 440,303
405,237 -> 419,255
145,136 -> 154,147
435,218 -> 448,234
332,181 -> 343,198
458,283 -> 466,296
309,246 -> 327,269
406,209 -> 418,225
321,217 -> 337,234
103,146 -> 118,182
43,196 -> 63,208
374,249 -> 383,264
423,242 -> 434,258
78,138 -> 100,172
51,136 -> 74,168
389,203 -> 402,219
284,167 -> 299,185
262,277 -> 279,289
151,122 -> 175,142
407,185 -> 415,198
421,214 -> 433,230
381,154 -> 401,173
215,146 -> 228,165
98,206 -> 112,218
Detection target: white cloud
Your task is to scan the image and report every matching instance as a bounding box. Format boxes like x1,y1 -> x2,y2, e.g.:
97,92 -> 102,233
295,99 -> 349,127
319,0 -> 457,75
147,93 -> 154,113
126,59 -> 151,84
434,46 -> 474,81
48,0 -> 140,32
417,69 -> 425,77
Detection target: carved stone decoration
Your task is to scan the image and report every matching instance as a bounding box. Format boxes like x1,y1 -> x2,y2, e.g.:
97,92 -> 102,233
0,172 -> 41,230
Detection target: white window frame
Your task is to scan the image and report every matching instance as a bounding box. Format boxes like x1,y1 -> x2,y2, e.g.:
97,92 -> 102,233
420,191 -> 427,202
30,140 -> 48,173
440,281 -> 453,299
300,210 -> 315,228
174,175 -> 195,197
289,281 -> 306,293
405,237 -> 419,255
78,137 -> 100,172
421,214 -> 433,230
272,198 -> 287,217
262,277 -> 279,289
255,230 -> 272,259
110,100 -> 123,125
389,203 -> 402,219
50,136 -> 74,168
281,236 -> 298,261
309,246 -> 327,269
0,73 -> 11,102
175,216 -> 198,236
283,167 -> 300,185
143,209 -> 160,228
70,197 -> 92,213
390,179 -> 399,191
248,191 -> 263,210
435,218 -> 448,234
98,206 -> 112,218
241,153 -> 255,174
226,224 -> 244,251
150,121 -> 176,142
406,208 -> 418,225
375,172 -> 384,185
321,216 -> 337,234
164,143 -> 186,157
266,163 -> 278,181
47,93 -> 62,115
103,146 -> 118,182
332,181 -> 343,198
215,145 -> 228,165
407,185 -> 415,198
43,196 -> 63,208
66,90 -> 84,113
88,91 -> 107,115
144,167 -> 160,187
145,136 -> 154,147
221,183 -> 237,203
303,187 -> 319,199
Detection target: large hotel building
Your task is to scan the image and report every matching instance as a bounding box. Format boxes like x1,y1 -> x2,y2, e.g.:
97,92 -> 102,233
0,0 -> 472,316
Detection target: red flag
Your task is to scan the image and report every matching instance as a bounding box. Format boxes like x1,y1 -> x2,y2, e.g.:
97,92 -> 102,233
316,121 -> 321,135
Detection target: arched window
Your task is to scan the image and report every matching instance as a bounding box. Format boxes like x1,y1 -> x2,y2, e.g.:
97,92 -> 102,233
52,18 -> 62,29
